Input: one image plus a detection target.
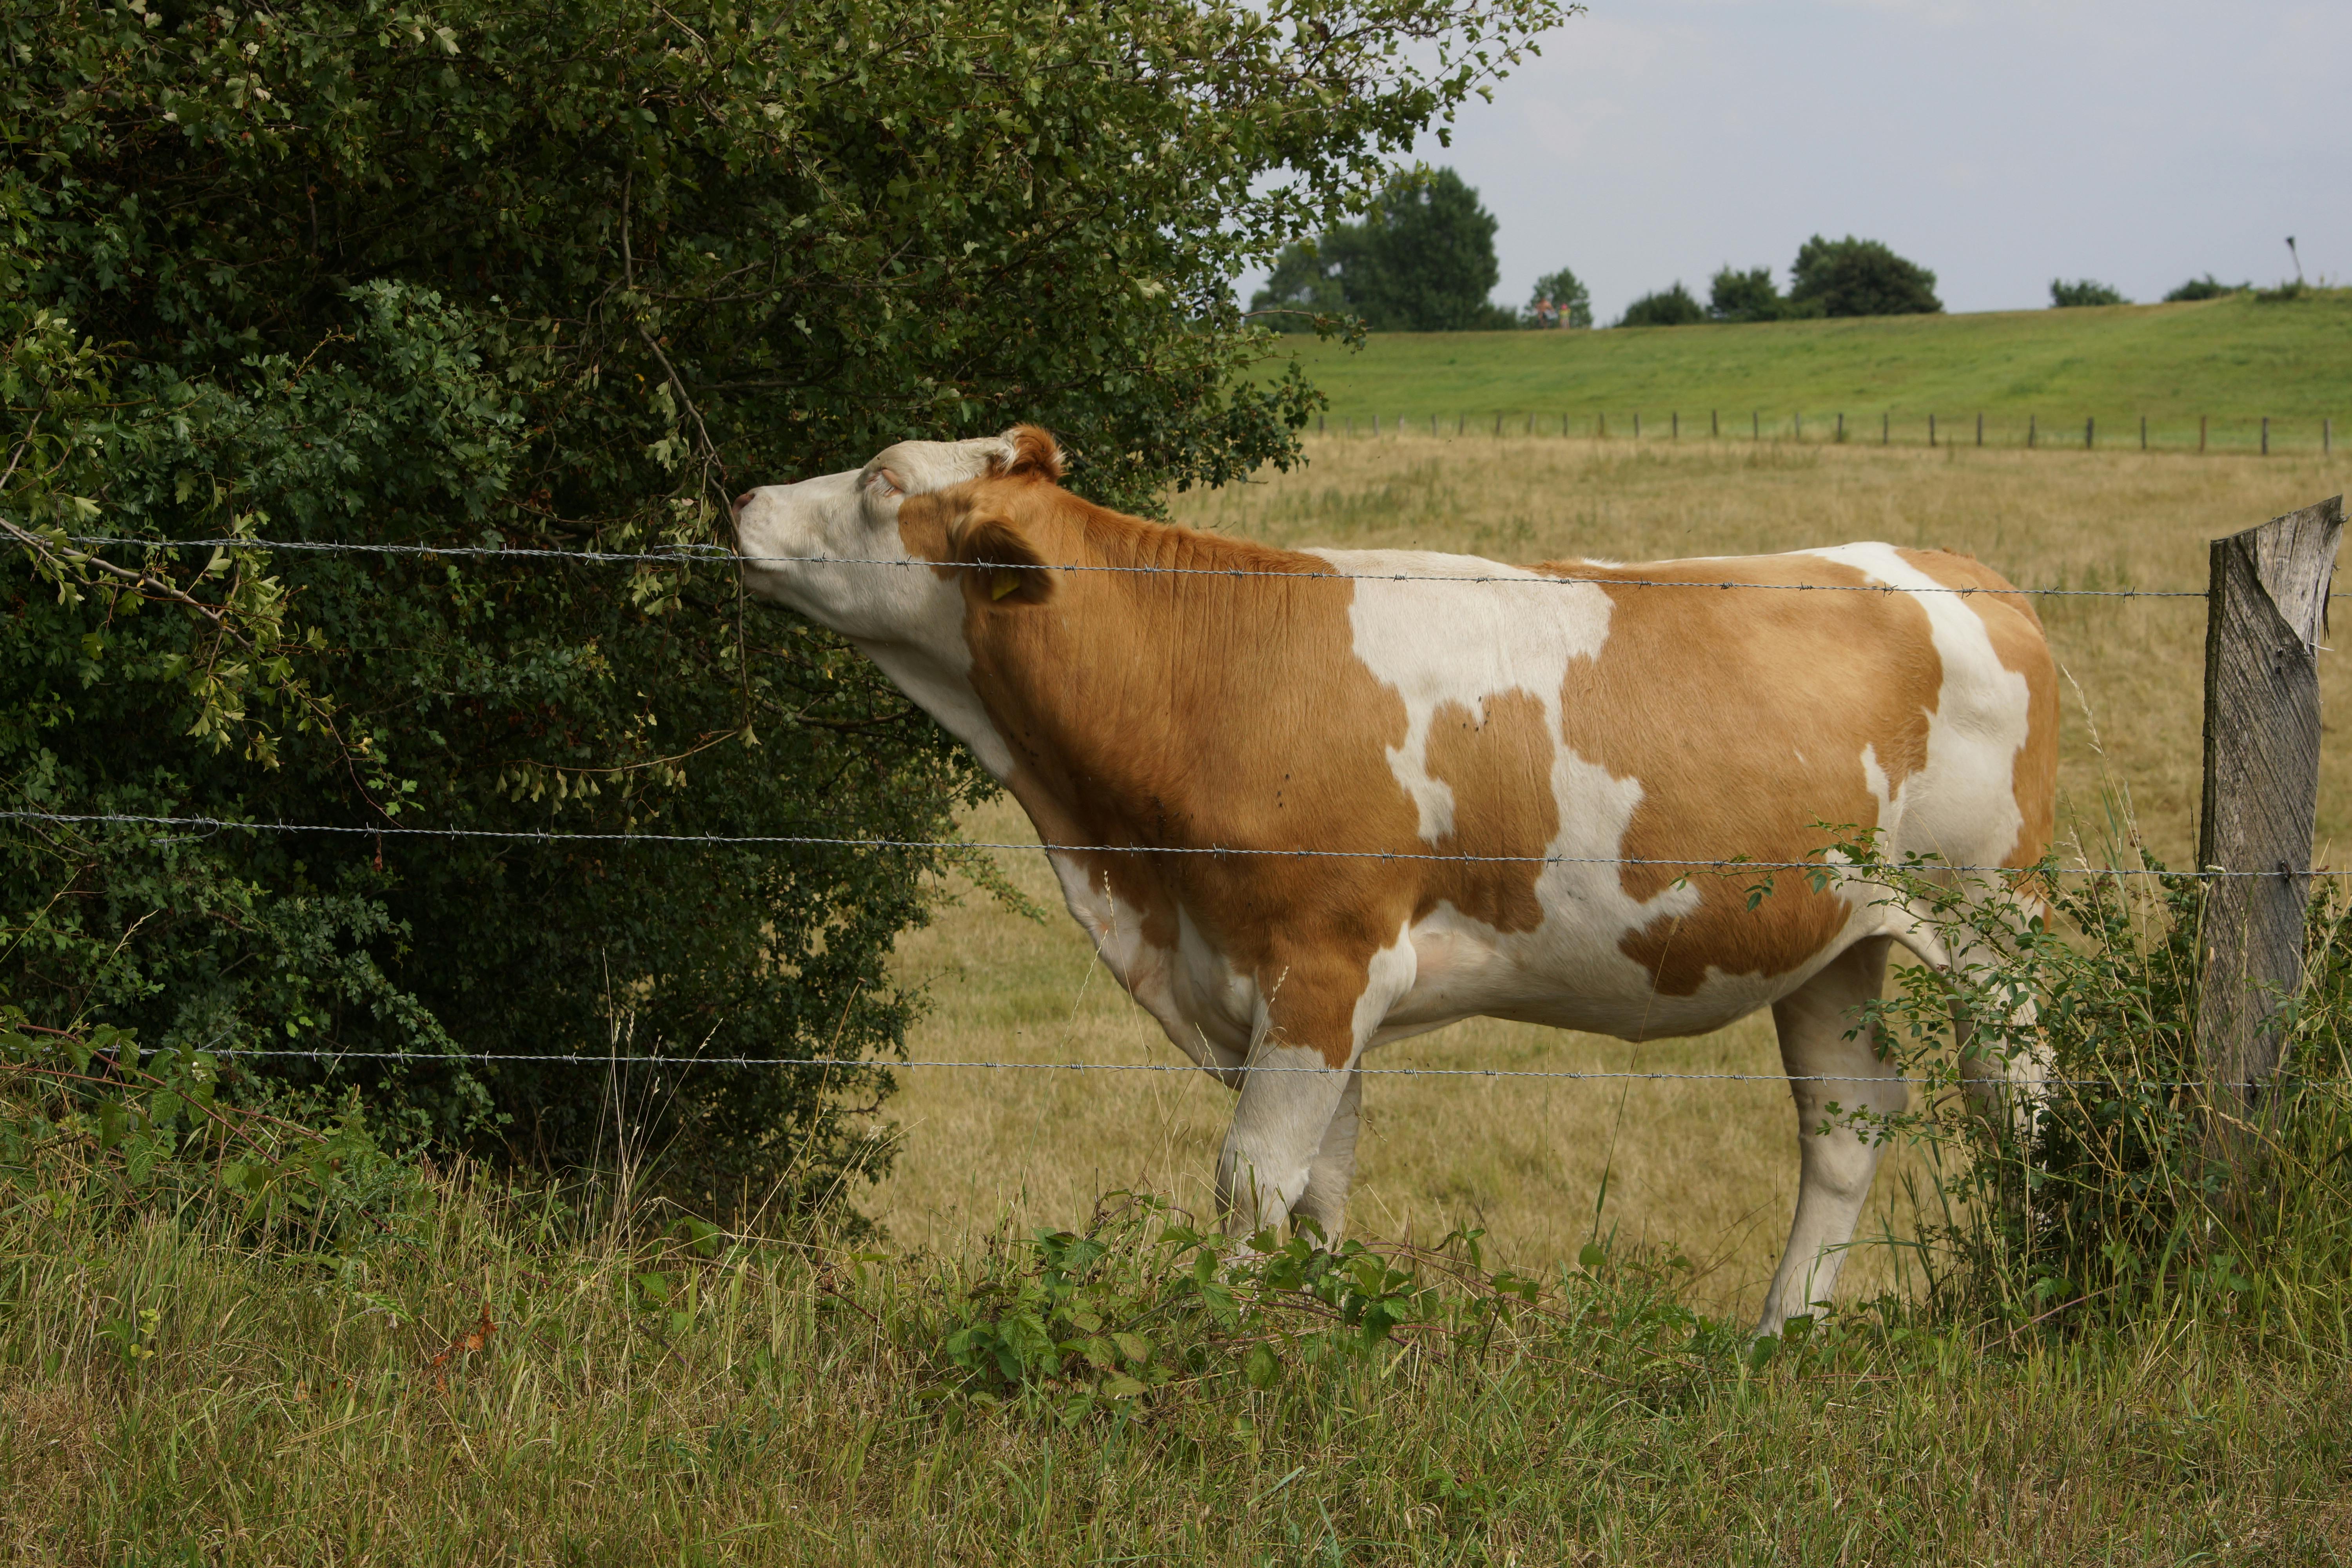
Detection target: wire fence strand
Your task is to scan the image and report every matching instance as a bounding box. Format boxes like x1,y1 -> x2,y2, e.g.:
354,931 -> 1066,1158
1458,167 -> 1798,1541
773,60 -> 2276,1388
1,809 -> 2322,878
49,1044 -> 2261,1091
56,533 -> 2210,599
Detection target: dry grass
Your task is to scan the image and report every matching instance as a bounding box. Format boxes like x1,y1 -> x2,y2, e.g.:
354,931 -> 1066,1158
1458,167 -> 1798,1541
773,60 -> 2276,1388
871,437 -> 2352,1316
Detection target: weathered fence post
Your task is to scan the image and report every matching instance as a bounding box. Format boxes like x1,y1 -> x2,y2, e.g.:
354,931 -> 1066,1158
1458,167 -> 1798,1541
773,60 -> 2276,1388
2197,495 -> 2345,1168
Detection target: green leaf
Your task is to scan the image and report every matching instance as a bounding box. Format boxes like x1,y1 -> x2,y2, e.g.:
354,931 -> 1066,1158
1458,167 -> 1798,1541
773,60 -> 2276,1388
1243,1342 -> 1281,1390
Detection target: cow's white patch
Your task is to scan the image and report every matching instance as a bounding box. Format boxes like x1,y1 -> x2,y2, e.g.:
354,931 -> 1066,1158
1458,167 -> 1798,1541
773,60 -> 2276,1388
1310,551 -> 1612,842
1801,544 -> 2032,872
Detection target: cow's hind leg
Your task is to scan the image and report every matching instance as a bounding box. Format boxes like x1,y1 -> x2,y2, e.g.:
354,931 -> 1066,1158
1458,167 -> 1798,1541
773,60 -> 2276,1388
1758,936 -> 1910,1335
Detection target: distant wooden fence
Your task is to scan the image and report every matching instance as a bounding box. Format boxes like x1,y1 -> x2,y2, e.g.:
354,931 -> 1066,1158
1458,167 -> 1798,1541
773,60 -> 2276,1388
1316,411 -> 2338,456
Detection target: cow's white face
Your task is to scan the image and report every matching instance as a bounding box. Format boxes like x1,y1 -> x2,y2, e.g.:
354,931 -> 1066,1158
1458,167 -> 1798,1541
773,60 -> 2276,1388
733,432 -> 1019,642
733,429 -> 1040,779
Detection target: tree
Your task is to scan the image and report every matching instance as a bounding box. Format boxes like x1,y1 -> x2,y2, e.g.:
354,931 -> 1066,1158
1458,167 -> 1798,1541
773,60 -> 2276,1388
1617,283 -> 1706,328
1708,265 -> 1787,323
1788,236 -> 1942,318
2,0 -> 1560,1221
1526,268 -> 1592,328
2165,275 -> 2249,302
2051,279 -> 2128,307
1250,167 -> 1514,332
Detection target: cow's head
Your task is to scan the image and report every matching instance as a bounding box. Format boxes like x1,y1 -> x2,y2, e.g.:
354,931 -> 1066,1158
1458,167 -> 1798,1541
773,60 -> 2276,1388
733,425 -> 1063,642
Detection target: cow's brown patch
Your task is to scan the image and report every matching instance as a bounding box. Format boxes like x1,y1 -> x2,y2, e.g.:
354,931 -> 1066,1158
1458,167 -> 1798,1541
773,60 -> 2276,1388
1419,692 -> 1557,934
1526,557 -> 1945,996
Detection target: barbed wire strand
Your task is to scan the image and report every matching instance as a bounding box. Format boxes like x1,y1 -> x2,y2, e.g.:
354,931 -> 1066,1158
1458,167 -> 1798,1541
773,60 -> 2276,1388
57,534 -> 2211,599
1,809 -> 2327,878
49,1044 -> 2265,1091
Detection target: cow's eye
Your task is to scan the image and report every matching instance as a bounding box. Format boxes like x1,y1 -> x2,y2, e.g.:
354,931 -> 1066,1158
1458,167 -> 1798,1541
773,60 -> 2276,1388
868,469 -> 903,498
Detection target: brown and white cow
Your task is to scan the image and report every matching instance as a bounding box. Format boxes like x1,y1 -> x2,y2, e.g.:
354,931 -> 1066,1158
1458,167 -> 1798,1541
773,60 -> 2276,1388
734,426 -> 2057,1331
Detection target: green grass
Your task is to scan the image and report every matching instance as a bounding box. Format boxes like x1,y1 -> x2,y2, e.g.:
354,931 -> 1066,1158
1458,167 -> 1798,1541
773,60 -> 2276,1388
1272,291 -> 2352,452
7,1183 -> 2352,1565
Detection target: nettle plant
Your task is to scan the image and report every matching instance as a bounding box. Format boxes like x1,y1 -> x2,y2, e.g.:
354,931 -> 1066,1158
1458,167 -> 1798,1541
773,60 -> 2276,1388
904,1195 -> 1553,1414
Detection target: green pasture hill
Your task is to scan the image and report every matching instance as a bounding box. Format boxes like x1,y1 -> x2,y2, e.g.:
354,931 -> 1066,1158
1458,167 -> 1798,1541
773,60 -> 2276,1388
1276,289 -> 2352,453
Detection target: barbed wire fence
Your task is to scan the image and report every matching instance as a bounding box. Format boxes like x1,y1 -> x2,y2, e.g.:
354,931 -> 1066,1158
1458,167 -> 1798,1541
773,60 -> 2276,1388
6,506 -> 2345,1109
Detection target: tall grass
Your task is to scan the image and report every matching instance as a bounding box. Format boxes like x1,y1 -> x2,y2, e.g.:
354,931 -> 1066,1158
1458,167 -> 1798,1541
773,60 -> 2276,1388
5,1155 -> 2352,1564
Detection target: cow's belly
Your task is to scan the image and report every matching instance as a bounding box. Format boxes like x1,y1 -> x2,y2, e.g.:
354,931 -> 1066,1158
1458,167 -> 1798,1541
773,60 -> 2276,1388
1382,888 -> 1902,1046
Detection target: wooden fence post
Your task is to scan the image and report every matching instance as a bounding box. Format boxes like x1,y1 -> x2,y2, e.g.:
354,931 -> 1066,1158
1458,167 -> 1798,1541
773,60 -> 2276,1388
2197,495 -> 2345,1165
2086,417 -> 2094,450
2262,416 -> 2270,456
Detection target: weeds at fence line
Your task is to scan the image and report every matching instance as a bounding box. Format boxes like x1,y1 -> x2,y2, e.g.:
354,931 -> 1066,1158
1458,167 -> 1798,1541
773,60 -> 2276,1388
1796,804 -> 2352,1343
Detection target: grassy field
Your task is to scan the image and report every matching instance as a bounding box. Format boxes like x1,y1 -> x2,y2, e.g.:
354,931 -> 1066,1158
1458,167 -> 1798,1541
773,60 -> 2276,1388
9,1183 -> 2351,1564
9,436 -> 2352,1566
1269,290 -> 2352,455
874,435 -> 2352,1321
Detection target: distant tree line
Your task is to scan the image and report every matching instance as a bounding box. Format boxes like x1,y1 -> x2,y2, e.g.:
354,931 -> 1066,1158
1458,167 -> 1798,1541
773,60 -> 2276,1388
1622,237 -> 1943,328
1252,165 -> 2276,332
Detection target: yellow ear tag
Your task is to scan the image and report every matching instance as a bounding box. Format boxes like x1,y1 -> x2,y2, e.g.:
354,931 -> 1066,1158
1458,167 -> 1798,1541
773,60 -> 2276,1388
990,569 -> 1020,601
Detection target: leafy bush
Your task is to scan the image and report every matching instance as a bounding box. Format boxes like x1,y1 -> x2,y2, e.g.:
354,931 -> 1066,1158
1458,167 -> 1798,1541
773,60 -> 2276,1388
1788,235 -> 1941,318
1616,283 -> 1706,328
1707,265 -> 1788,323
2164,274 -> 2249,302
1251,167 -> 1519,333
1,0 -> 1558,1220
2050,278 -> 2128,307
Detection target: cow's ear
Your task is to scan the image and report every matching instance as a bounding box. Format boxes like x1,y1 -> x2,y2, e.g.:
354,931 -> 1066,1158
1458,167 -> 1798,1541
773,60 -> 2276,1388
951,511 -> 1054,606
993,424 -> 1064,482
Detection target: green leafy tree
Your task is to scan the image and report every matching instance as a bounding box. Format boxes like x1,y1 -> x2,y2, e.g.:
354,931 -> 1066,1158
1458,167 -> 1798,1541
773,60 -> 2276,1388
1788,235 -> 1942,318
1525,268 -> 1592,328
1707,265 -> 1786,323
2,0 -> 1559,1220
1250,167 -> 1514,332
2164,274 -> 2248,302
1616,283 -> 1706,328
2050,278 -> 2128,307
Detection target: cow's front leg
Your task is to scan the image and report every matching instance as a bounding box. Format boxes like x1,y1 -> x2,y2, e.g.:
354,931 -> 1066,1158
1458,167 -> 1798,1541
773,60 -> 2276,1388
1216,941 -> 1408,1241
1289,1068 -> 1363,1242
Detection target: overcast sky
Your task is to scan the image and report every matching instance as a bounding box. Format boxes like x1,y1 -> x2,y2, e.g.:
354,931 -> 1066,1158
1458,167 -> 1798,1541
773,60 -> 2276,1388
1245,0 -> 2349,322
